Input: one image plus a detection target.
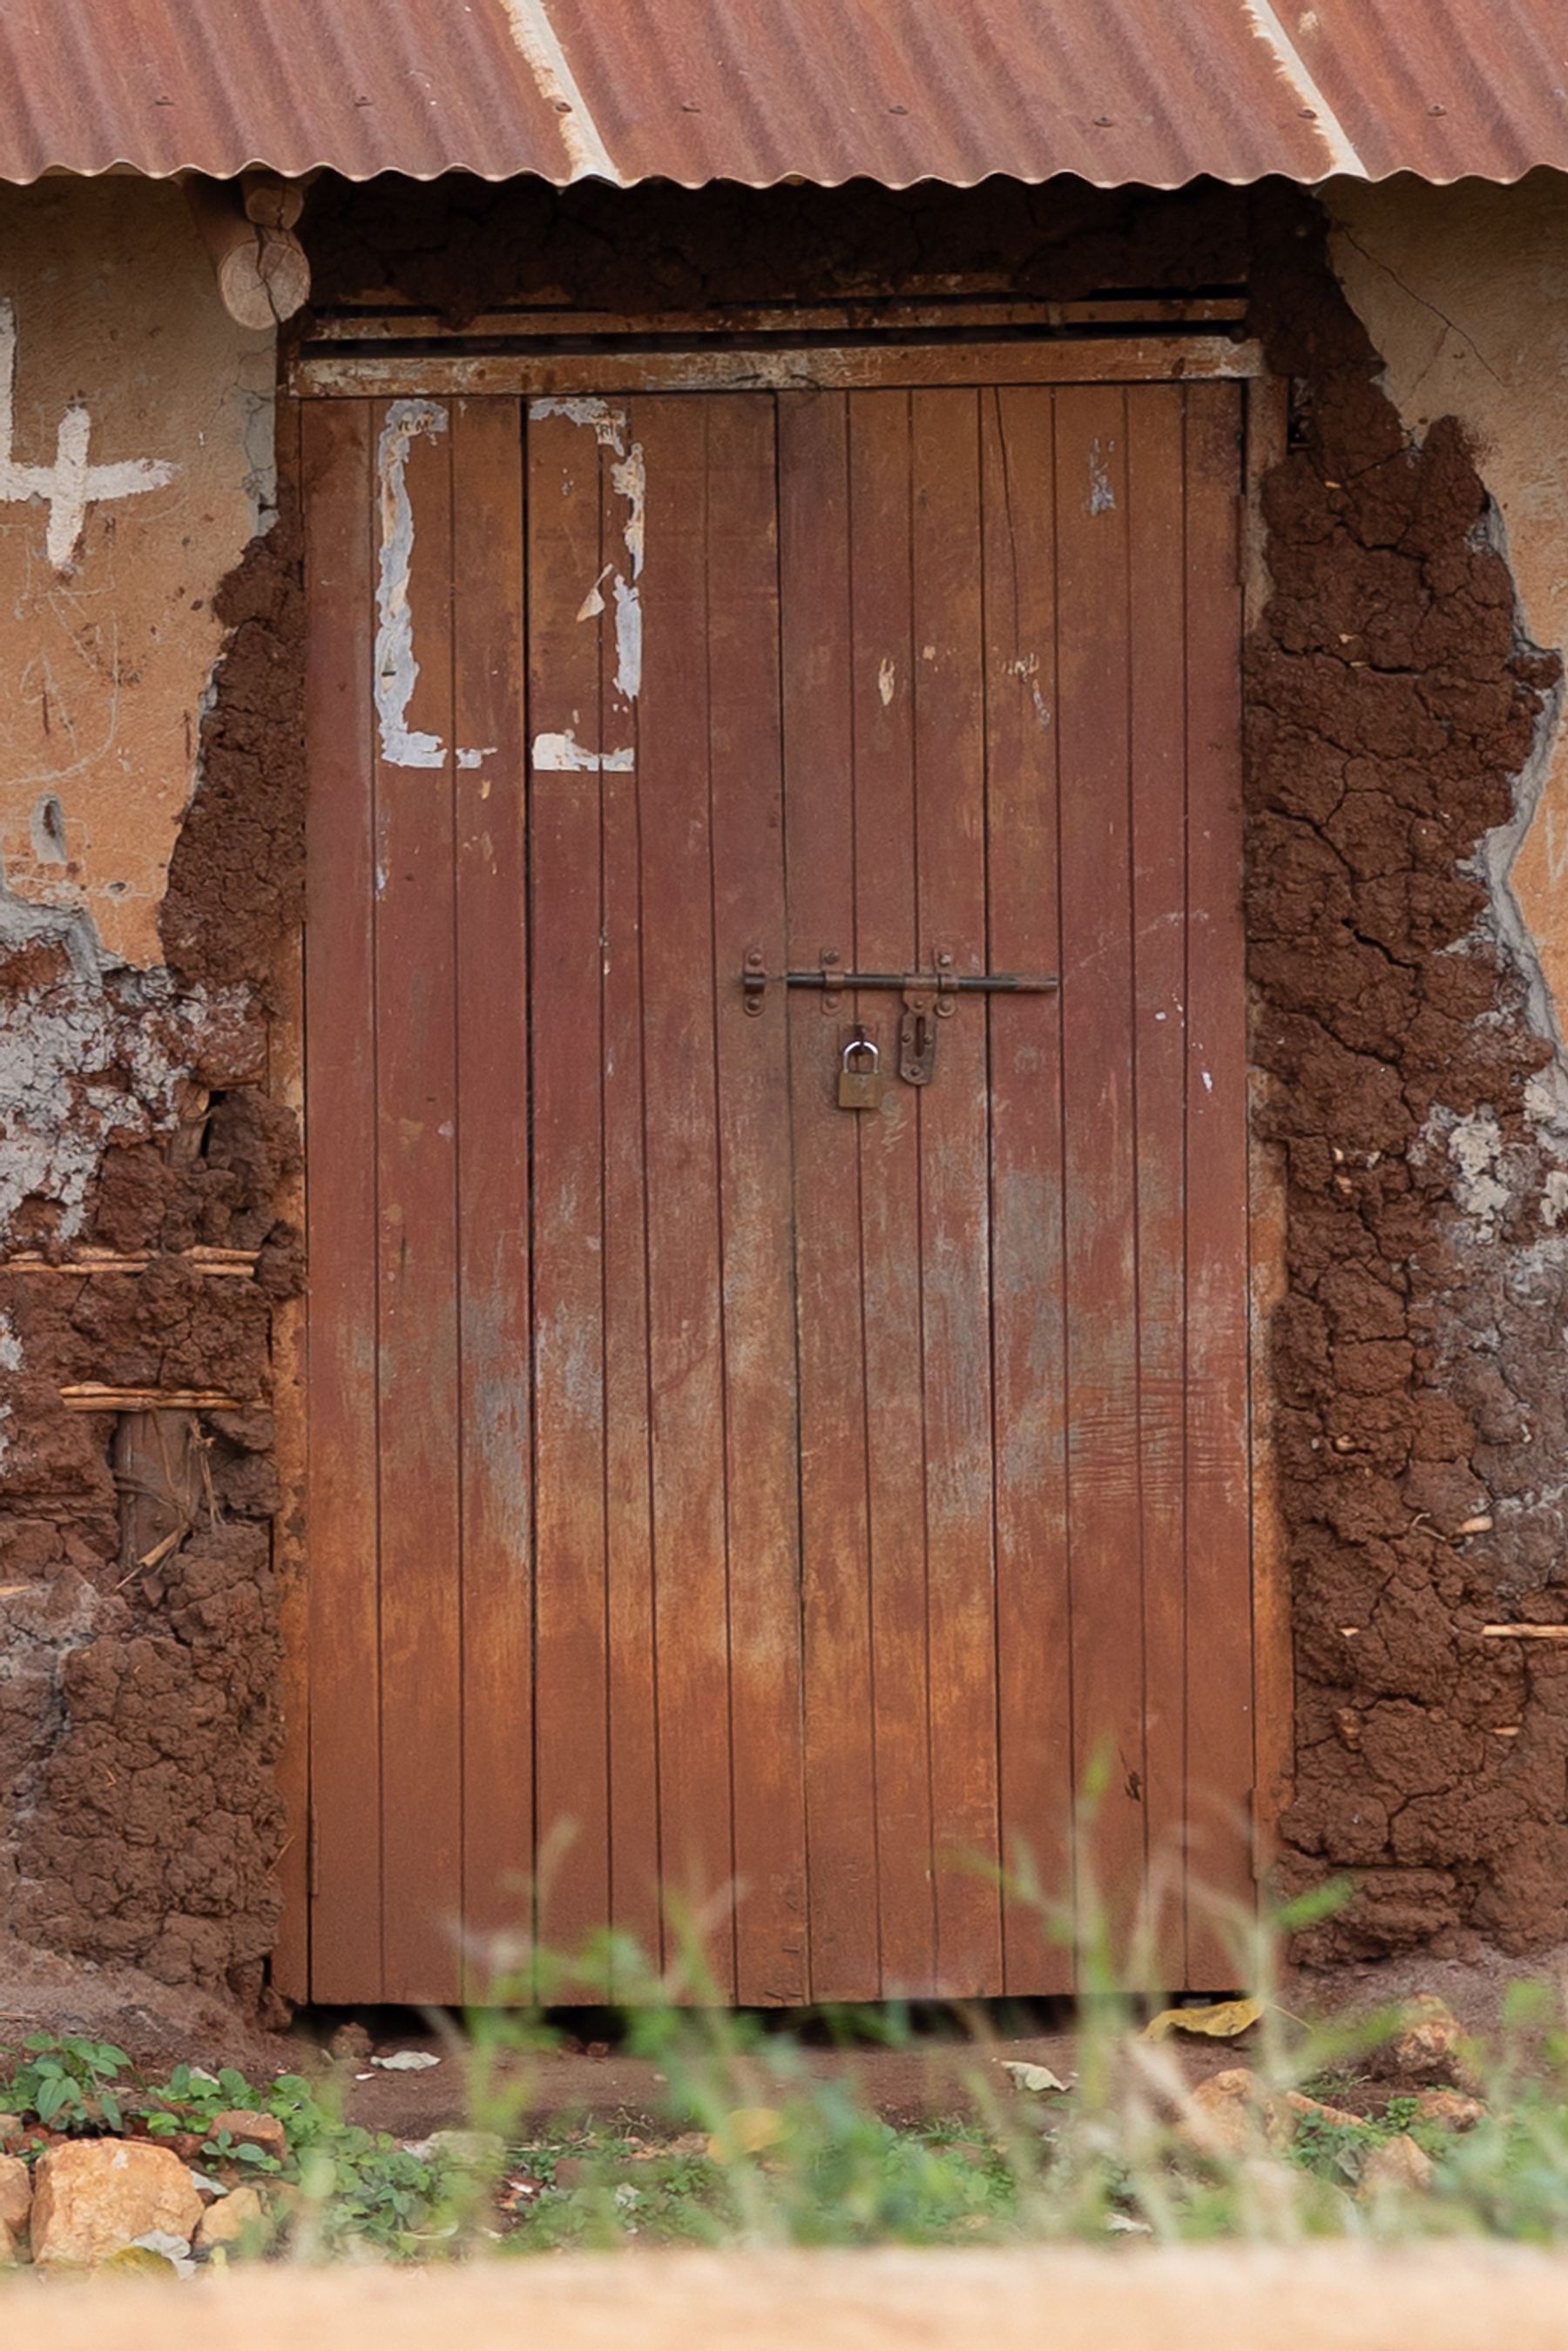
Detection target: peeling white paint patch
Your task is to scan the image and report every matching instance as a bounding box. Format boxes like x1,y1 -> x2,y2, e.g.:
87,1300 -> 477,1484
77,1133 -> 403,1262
532,729 -> 633,774
612,443 -> 645,582
375,400 -> 449,768
531,394 -> 645,755
1087,439 -> 1117,516
878,659 -> 896,706
1445,1107 -> 1515,1240
0,298 -> 177,574
375,399 -> 495,774
497,0 -> 621,184
612,573 -> 642,701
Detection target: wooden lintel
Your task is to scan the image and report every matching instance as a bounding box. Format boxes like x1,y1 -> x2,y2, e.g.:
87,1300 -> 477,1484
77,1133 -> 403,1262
306,294 -> 1252,345
294,333 -> 1265,402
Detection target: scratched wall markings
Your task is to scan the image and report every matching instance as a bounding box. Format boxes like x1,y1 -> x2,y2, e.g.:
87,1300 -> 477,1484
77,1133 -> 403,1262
0,297 -> 177,574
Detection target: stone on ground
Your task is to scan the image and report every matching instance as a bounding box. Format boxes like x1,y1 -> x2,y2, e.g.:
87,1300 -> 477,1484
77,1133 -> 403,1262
1413,2088 -> 1486,2131
1390,1995 -> 1475,2089
210,2110 -> 288,2162
196,2185 -> 267,2250
1359,2133 -> 1436,2199
1185,2069 -> 1263,2153
0,2152 -> 31,2232
30,2139 -> 203,2267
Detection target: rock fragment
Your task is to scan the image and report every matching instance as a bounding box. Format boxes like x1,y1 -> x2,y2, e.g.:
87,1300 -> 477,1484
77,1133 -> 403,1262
1359,2133 -> 1436,2199
195,2184 -> 267,2250
30,2139 -> 203,2267
209,2108 -> 287,2162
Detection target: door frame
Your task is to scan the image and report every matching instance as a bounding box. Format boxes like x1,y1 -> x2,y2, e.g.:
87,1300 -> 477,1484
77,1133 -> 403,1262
271,317 -> 1291,2001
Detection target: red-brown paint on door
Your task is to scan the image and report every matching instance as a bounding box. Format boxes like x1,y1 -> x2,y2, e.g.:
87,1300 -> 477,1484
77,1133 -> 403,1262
302,374 -> 1252,2003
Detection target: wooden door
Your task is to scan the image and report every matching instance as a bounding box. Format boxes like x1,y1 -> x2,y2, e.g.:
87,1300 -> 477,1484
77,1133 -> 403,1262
301,368 -> 1252,2005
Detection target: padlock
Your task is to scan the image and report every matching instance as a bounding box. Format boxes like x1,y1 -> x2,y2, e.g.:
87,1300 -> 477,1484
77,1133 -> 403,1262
838,1028 -> 884,1111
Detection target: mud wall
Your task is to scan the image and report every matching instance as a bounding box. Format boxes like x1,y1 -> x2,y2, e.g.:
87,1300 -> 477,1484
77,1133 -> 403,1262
4,164 -> 1568,2003
0,179 -> 304,2002
1250,195 -> 1568,1960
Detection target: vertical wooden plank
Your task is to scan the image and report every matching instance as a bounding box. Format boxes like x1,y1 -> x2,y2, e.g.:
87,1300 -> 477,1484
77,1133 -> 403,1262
635,395 -> 737,1997
1183,379 -> 1254,1983
301,397 -> 379,2003
270,395 -> 310,2004
375,401 -> 463,2001
526,399 -> 610,1976
600,430 -> 662,1990
1053,384 -> 1147,1961
779,388 -> 880,2001
910,389 -> 1003,1995
1125,385 -> 1191,1991
847,391 -> 935,1998
982,388 -> 1073,1994
451,400 -> 532,1996
706,395 -> 808,2004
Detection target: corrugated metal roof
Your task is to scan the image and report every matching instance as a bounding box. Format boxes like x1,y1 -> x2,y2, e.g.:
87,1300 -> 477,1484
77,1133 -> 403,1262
0,0 -> 1565,189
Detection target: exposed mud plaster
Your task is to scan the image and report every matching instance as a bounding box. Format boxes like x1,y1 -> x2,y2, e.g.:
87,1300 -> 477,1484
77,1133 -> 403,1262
1326,172 -> 1568,1063
0,172 -> 301,2008
0,179 -> 271,969
1250,186 -> 1568,1963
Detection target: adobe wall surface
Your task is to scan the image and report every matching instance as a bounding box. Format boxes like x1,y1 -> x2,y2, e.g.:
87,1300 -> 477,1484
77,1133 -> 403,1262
3,166 -> 1568,2013
0,179 -> 304,2007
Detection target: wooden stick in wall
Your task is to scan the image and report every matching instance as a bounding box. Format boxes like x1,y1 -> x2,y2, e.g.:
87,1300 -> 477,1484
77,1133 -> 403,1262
59,1386 -> 247,1414
184,174 -> 311,329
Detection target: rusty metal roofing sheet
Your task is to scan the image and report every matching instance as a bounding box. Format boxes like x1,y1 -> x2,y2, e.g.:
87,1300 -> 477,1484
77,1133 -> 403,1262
0,0 -> 1565,188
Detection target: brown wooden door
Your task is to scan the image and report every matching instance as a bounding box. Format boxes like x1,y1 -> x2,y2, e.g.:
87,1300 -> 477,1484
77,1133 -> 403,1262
301,370 -> 1252,2005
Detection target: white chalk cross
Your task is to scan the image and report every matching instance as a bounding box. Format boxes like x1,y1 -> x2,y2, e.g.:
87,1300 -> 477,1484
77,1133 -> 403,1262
0,298 -> 177,573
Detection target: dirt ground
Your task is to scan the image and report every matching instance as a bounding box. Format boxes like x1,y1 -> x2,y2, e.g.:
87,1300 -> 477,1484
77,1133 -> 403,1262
16,2246 -> 1568,2348
6,1931 -> 1565,2133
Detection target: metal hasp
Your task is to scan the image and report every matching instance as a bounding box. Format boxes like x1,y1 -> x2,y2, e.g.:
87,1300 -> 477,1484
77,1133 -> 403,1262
741,946 -> 1058,1086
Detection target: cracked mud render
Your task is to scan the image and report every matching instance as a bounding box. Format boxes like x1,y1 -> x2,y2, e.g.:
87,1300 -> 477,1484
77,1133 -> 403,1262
1247,192 -> 1568,1962
0,486 -> 305,2010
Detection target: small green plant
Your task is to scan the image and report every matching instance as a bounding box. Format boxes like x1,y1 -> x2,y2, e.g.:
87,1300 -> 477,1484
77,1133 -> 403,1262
3,2033 -> 130,2131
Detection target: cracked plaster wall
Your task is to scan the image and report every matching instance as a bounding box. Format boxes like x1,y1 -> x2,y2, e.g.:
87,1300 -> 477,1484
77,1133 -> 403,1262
0,178 -> 302,2006
1328,170 -> 1568,1067
0,177 -> 274,975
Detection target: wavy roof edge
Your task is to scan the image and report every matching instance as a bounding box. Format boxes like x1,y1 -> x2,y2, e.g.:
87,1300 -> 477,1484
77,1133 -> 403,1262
0,0 -> 1565,195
